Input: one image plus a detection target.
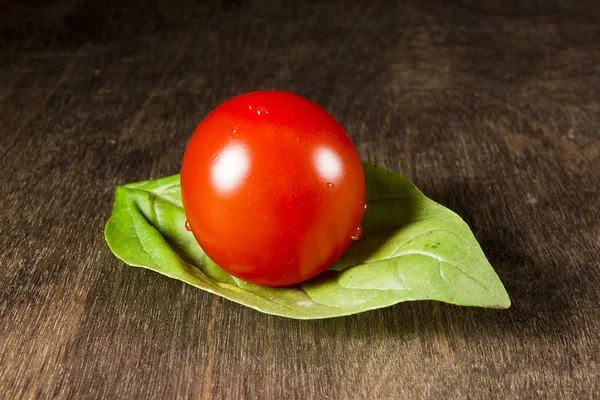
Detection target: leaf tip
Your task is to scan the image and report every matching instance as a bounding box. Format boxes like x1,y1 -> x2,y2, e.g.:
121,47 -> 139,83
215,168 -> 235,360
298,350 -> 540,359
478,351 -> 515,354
490,291 -> 511,309
499,295 -> 511,309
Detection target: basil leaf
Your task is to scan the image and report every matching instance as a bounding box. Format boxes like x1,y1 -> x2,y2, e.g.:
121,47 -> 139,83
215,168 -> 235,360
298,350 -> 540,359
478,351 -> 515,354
105,162 -> 510,319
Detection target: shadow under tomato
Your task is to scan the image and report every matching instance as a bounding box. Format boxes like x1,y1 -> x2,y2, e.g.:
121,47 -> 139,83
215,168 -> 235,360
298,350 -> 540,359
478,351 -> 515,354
269,174 -> 580,343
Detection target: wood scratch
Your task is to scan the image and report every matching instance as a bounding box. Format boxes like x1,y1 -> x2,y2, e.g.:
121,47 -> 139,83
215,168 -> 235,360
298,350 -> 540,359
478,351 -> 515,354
457,133 -> 475,178
404,125 -> 414,179
0,52 -> 93,59
126,29 -> 195,133
433,303 -> 452,361
0,44 -> 84,160
201,297 -> 218,400
12,48 -> 81,137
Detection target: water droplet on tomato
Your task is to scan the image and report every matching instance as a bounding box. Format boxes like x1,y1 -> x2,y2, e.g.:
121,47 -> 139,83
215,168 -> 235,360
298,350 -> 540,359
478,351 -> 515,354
256,106 -> 268,116
327,182 -> 334,188
184,220 -> 192,231
248,105 -> 253,110
232,129 -> 237,134
364,203 -> 368,210
351,225 -> 363,241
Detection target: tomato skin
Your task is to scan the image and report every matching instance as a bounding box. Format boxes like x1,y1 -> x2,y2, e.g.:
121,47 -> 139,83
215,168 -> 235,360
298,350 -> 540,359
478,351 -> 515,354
181,91 -> 366,286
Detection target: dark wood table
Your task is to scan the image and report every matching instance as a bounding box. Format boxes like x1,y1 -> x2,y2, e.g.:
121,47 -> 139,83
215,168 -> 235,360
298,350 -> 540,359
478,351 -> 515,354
2,1 -> 599,398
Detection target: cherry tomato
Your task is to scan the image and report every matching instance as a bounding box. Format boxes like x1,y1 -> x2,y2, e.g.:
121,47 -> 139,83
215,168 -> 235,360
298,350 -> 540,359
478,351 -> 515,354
180,91 -> 366,286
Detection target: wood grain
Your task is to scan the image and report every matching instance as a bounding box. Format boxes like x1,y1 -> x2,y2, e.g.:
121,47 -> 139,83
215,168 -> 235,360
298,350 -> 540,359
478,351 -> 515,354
1,0 -> 599,398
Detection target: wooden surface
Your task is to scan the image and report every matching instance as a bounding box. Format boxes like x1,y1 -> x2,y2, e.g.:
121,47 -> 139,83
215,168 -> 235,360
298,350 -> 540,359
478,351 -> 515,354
1,0 -> 599,398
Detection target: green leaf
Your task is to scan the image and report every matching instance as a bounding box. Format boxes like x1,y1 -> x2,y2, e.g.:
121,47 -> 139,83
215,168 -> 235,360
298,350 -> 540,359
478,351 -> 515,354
105,162 -> 510,319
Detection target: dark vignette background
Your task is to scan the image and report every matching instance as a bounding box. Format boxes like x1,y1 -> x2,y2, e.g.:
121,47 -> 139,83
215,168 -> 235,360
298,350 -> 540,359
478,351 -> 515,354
1,0 -> 599,398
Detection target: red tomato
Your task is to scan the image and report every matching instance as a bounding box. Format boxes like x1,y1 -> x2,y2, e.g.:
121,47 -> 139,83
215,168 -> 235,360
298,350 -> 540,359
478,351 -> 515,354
180,91 -> 366,286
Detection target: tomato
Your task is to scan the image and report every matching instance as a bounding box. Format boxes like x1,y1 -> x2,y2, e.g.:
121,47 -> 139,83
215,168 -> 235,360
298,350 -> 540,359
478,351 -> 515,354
180,91 -> 366,286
